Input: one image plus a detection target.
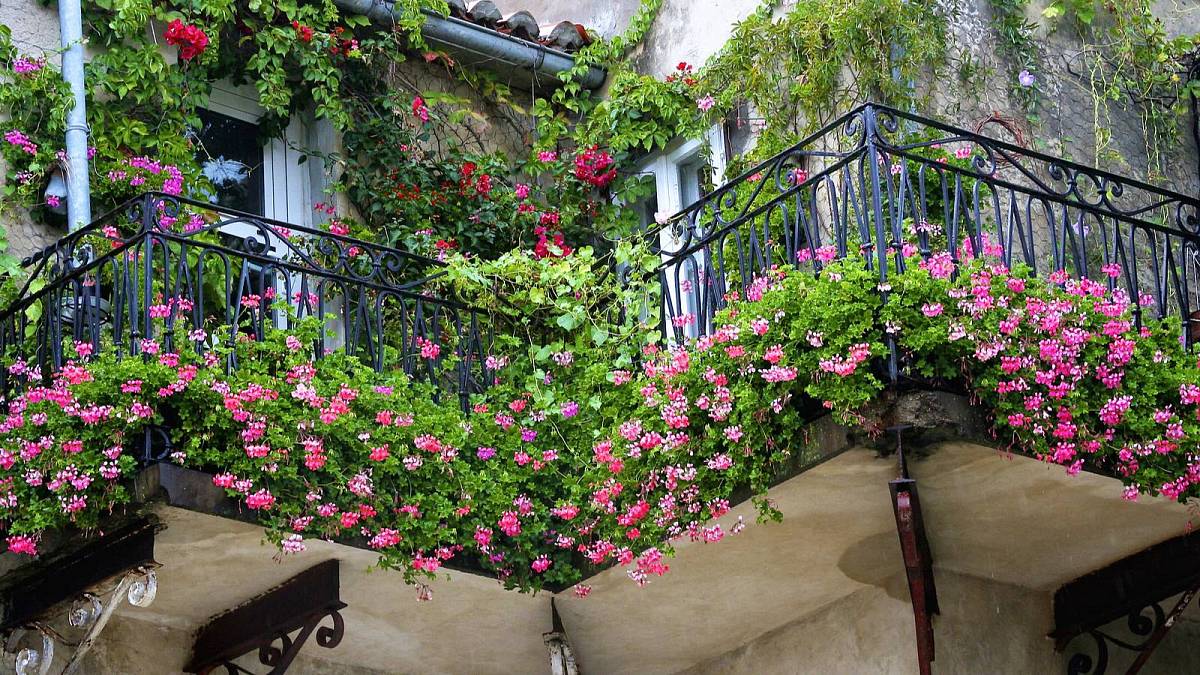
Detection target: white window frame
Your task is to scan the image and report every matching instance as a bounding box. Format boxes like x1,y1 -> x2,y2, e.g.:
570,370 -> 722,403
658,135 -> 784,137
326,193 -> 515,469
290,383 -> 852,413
201,83 -> 317,329
204,83 -> 313,234
635,126 -> 728,218
634,126 -> 727,341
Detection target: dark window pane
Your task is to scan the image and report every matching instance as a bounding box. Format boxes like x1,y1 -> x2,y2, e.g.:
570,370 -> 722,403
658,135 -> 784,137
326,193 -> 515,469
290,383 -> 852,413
637,188 -> 660,230
194,109 -> 265,215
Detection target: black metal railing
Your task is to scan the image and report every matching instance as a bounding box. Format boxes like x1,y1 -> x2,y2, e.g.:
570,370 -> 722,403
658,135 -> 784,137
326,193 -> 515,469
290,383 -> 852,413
0,192 -> 492,410
651,103 -> 1200,362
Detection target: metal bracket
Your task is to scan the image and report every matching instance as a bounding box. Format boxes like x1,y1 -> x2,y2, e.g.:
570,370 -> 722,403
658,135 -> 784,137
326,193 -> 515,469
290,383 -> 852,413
0,519 -> 158,632
1063,585 -> 1199,675
543,599 -> 579,675
3,566 -> 159,675
185,560 -> 346,675
890,478 -> 938,675
0,519 -> 160,675
1052,531 -> 1200,674
208,609 -> 345,675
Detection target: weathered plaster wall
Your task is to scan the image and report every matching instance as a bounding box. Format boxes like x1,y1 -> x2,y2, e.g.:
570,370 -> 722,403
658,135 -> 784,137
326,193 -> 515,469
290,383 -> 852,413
0,614 -> 390,675
0,0 -> 66,260
678,569 -> 1060,675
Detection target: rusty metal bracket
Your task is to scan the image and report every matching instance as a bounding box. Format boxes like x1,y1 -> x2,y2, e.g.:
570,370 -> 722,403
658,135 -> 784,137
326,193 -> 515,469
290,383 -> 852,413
185,560 -> 346,675
890,478 -> 938,675
1061,585 -> 1199,675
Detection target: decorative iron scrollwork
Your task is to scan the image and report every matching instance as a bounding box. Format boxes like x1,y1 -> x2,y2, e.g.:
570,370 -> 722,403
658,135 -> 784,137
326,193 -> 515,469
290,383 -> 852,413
216,608 -> 345,675
1064,602 -> 1165,675
647,103 -> 1200,347
3,566 -> 159,675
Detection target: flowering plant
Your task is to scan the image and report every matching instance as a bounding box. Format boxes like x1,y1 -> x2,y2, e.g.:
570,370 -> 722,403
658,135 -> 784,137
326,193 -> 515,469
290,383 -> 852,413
573,146 -> 617,188
163,20 -> 209,61
1,242 -> 1196,596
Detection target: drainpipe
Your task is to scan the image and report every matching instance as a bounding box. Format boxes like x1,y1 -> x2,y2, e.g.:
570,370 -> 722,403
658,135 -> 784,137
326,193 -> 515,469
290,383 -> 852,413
333,1 -> 606,90
58,0 -> 91,231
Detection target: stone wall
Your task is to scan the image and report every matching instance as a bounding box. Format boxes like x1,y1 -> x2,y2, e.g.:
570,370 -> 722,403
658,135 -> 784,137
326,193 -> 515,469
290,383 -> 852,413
0,0 -> 65,260
495,0 -> 1200,195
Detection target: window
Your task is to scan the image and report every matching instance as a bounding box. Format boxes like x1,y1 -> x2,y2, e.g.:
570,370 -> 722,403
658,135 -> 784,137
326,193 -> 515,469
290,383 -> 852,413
633,127 -> 727,227
193,83 -> 314,229
633,127 -> 728,340
190,83 -> 319,330
195,108 -> 265,215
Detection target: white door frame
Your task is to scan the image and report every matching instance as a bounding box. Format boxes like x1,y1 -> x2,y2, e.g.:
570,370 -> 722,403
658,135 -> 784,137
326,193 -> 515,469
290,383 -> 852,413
205,83 -> 312,230
635,126 -> 727,340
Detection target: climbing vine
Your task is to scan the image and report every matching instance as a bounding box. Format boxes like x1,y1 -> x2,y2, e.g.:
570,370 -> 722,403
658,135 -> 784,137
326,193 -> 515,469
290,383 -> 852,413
701,0 -> 950,164
1027,0 -> 1197,180
987,0 -> 1041,117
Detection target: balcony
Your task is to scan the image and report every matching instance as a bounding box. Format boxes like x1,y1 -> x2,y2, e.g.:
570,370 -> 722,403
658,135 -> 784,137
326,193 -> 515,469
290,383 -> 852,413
6,105 -> 1198,412
651,103 -> 1200,349
1,105 -> 1200,674
0,192 -> 494,415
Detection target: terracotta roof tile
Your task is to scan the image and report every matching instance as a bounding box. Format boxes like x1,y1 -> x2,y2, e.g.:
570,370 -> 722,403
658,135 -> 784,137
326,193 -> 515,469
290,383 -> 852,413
442,1 -> 591,53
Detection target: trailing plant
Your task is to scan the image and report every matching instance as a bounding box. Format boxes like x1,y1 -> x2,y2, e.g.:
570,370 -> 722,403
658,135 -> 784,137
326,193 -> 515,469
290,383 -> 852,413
701,0 -> 950,161
2,241 -> 1198,595
987,0 -> 1042,118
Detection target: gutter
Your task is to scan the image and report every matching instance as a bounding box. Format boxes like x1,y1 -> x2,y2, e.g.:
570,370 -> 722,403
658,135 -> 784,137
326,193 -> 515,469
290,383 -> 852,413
333,2 -> 606,91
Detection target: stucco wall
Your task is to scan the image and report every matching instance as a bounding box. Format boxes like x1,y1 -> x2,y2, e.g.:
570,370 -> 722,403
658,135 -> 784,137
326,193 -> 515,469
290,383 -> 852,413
680,573 -> 1200,675
0,614 -> 390,675
678,569 -> 1060,675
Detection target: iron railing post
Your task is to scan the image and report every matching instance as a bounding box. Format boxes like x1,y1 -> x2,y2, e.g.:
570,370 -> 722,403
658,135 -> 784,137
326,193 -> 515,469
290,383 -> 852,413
863,104 -> 900,385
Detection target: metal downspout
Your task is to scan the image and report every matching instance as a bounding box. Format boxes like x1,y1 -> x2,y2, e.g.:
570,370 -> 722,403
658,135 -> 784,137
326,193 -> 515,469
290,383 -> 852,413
58,0 -> 91,231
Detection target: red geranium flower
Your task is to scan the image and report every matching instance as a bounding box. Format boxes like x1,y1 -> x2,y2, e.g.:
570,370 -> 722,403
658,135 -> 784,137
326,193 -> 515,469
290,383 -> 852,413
164,19 -> 209,61
573,146 -> 617,189
292,21 -> 314,43
412,96 -> 429,123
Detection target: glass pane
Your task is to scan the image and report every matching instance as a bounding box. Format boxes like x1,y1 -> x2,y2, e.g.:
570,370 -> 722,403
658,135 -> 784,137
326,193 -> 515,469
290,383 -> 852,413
194,109 -> 265,215
636,186 -> 660,230
678,158 -> 707,207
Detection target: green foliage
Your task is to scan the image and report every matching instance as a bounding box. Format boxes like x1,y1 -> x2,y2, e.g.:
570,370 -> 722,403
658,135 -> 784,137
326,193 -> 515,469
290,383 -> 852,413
0,26 -> 72,209
702,0 -> 950,156
988,0 -> 1041,117
7,249 -> 1200,590
1037,0 -> 1199,180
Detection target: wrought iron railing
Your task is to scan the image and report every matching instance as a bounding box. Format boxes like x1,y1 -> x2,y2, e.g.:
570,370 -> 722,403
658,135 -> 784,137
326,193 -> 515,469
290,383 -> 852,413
0,192 -> 492,410
651,103 -> 1200,361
